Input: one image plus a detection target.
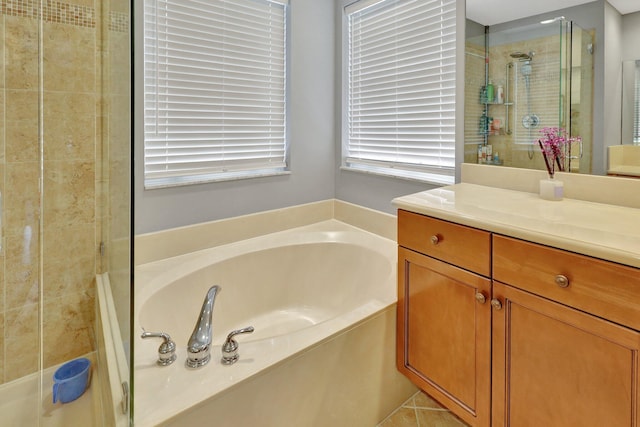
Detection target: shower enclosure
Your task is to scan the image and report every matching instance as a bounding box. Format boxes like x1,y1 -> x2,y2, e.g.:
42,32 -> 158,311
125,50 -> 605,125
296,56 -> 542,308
0,1 -> 131,425
465,18 -> 594,173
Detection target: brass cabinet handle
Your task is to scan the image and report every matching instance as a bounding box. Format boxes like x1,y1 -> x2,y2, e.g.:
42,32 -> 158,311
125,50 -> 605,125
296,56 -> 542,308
475,292 -> 487,304
491,298 -> 503,310
555,274 -> 570,288
430,235 -> 440,245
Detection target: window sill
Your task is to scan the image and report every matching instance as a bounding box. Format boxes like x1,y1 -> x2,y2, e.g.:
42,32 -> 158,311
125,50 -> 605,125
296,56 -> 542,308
340,165 -> 454,187
145,169 -> 291,190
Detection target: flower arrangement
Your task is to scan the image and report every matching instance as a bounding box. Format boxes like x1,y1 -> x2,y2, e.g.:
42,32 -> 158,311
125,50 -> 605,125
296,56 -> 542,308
537,127 -> 581,178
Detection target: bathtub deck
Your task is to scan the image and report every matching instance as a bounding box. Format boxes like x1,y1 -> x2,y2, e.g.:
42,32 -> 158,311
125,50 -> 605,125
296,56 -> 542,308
378,391 -> 469,427
0,356 -> 100,426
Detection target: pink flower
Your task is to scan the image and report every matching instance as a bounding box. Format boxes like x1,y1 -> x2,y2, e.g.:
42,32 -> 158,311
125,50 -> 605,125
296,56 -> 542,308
538,127 -> 581,178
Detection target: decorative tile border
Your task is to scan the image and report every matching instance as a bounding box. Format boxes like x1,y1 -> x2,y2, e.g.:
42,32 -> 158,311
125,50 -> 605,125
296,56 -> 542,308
1,0 -> 96,28
1,0 -> 40,19
109,11 -> 128,33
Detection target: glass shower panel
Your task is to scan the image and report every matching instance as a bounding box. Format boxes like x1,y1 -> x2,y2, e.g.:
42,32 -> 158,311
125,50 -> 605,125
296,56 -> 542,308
0,1 -> 132,425
568,23 -> 594,173
463,18 -> 592,172
495,20 -> 565,170
0,7 -> 43,425
464,24 -> 487,164
100,0 -> 132,423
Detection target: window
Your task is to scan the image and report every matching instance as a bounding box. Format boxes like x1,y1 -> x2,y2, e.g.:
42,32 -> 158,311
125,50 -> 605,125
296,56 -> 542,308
144,0 -> 288,188
344,0 -> 456,184
634,60 -> 640,145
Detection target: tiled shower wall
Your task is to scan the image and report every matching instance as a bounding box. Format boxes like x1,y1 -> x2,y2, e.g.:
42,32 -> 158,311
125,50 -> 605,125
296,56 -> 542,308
465,31 -> 594,172
0,0 -> 128,384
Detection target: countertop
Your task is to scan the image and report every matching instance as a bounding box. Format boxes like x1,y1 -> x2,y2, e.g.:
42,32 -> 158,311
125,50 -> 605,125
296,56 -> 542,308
392,183 -> 640,269
607,165 -> 640,177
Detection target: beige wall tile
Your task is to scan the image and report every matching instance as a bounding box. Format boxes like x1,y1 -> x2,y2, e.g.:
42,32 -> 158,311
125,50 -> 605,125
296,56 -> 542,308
73,0 -> 96,7
43,23 -> 96,93
43,224 -> 96,299
43,160 -> 96,227
0,250 -> 5,313
5,16 -> 38,90
0,312 -> 4,382
4,304 -> 39,382
0,0 -> 131,384
5,89 -> 38,162
43,92 -> 96,161
5,161 -> 40,238
0,16 -> 5,89
0,90 -> 5,163
4,232 -> 40,309
43,291 -> 94,368
0,163 -> 4,248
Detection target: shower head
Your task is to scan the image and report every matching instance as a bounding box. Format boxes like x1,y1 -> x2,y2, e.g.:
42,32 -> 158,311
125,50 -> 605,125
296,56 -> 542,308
510,51 -> 534,61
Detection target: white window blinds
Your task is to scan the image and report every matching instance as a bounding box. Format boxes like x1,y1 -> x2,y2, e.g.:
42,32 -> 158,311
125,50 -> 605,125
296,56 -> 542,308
634,60 -> 640,144
144,0 -> 288,188
345,0 -> 456,184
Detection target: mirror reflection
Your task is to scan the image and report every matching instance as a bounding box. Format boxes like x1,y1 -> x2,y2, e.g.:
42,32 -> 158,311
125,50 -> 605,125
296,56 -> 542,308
465,1 -> 640,177
621,59 -> 639,145
465,19 -> 593,173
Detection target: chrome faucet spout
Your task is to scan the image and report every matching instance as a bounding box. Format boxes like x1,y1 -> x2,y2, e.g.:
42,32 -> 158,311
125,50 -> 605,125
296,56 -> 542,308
186,285 -> 220,368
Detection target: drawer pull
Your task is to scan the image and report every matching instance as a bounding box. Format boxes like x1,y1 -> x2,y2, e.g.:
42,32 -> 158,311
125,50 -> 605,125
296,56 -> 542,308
430,235 -> 440,245
475,292 -> 486,304
555,275 -> 570,288
491,299 -> 503,310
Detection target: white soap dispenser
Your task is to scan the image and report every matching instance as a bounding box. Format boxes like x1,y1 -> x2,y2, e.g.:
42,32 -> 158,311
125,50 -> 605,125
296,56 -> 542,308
496,85 -> 504,104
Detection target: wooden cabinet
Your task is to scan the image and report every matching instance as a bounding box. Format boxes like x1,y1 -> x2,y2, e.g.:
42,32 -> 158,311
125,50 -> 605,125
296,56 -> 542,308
397,211 -> 492,427
397,210 -> 640,427
491,281 -> 640,427
492,235 -> 640,427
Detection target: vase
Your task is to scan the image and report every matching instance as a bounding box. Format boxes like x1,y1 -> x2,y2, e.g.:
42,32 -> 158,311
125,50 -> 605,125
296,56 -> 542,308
539,178 -> 564,201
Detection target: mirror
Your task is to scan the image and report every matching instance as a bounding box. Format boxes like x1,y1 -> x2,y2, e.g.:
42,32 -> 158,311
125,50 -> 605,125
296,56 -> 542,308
465,1 -> 640,176
621,60 -> 638,145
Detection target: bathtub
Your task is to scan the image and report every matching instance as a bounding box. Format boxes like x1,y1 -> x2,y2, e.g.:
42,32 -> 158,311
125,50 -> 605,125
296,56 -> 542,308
134,217 -> 415,426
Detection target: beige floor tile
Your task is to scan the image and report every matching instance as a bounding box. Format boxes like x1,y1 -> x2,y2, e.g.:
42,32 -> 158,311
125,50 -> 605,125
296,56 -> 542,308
378,390 -> 471,427
416,408 -> 469,427
412,391 -> 447,410
378,407 -> 417,427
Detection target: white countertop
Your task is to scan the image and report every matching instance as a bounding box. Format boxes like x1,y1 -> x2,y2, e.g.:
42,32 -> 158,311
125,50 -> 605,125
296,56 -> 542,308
608,165 -> 640,177
392,183 -> 640,269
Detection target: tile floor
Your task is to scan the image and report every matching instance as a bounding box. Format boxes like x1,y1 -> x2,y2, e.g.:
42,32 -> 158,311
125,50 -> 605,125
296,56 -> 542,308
377,390 -> 470,427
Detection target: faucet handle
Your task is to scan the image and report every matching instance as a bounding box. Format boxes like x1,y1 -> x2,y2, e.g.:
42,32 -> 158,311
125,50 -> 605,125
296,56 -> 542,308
141,329 -> 177,366
221,326 -> 254,365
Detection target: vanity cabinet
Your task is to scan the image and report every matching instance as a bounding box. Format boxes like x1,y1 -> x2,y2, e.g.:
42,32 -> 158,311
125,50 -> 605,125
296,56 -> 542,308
397,210 -> 640,427
492,235 -> 640,427
397,210 -> 492,427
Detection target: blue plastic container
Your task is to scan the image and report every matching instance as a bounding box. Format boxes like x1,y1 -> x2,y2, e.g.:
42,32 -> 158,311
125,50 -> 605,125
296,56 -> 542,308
52,358 -> 91,404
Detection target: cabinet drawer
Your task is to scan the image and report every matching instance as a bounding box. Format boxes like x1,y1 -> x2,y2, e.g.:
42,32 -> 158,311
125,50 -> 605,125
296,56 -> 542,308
493,234 -> 640,331
398,210 -> 491,276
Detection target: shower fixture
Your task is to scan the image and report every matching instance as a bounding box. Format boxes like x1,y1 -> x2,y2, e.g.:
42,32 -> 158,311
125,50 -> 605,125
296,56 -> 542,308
509,50 -> 539,150
509,51 -> 534,62
510,51 -> 534,88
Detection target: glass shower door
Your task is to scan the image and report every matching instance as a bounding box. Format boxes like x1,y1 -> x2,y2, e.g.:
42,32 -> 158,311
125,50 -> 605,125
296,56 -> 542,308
0,1 -> 132,425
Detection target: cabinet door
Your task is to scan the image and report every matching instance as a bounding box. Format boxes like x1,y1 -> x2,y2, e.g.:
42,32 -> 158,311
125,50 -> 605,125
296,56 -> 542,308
492,281 -> 640,427
397,247 -> 491,427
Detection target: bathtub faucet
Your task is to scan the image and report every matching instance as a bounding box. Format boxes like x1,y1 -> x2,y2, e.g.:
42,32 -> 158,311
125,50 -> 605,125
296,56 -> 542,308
186,285 -> 221,368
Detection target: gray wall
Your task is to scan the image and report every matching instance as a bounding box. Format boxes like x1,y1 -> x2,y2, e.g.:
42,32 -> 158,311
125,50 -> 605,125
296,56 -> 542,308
135,0 -> 337,234
136,0 -> 467,233
333,0 -> 467,214
621,11 -> 640,60
603,1 -> 623,172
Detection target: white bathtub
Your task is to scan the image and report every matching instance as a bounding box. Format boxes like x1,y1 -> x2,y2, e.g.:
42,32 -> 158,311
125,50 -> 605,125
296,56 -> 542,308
134,218 -> 415,426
